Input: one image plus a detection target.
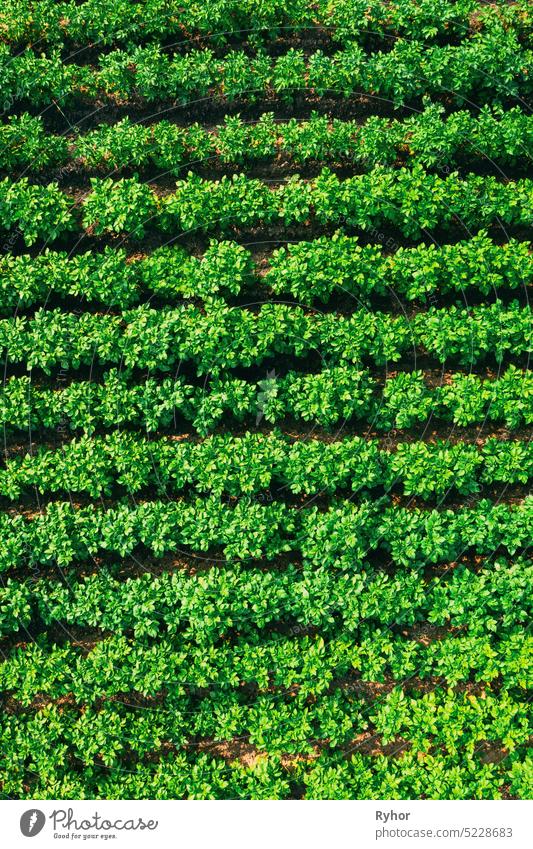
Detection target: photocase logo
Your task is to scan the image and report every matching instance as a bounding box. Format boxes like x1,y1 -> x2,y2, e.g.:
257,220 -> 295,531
20,809 -> 46,837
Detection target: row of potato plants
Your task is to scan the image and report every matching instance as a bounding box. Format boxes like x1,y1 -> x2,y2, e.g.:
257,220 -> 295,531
3,105 -> 531,174
2,624 -> 530,704
0,555 -> 527,641
0,240 -> 250,310
0,495 -> 529,570
2,0 -> 529,49
3,731 -> 528,801
5,692 -> 523,801
1,230 -> 529,314
267,230 -> 532,305
0,31 -> 531,109
0,689 -> 528,775
2,166 -> 531,246
302,749 -> 530,802
1,365 -> 530,434
1,432 -> 530,500
1,302 -> 529,374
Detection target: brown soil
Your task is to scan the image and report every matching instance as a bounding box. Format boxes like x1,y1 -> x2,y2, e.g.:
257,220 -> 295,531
399,623 -> 454,645
196,738 -> 264,767
0,480 -> 528,523
27,87 -> 532,138
476,741 -> 510,765
9,150 -> 533,190
344,732 -> 411,758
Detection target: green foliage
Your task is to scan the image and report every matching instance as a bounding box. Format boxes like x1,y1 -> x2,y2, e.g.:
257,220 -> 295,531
3,106 -> 532,175
0,301 -> 529,375
1,231 -> 528,314
0,0 -> 531,803
0,178 -> 74,246
82,177 -> 158,237
0,168 -> 530,244
1,0 -> 530,50
0,364 -> 530,436
1,431 -> 530,500
0,494 -> 529,572
1,33 -> 532,108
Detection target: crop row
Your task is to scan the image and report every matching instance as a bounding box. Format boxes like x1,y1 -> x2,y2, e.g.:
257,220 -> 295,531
3,167 -> 532,246
1,302 -> 529,374
1,32 -> 531,111
0,240 -> 251,310
0,689 -> 528,786
4,746 -> 529,801
1,230 -> 529,314
1,432 -> 531,500
303,749 -> 530,802
267,231 -> 533,305
0,555 -> 528,641
0,495 -> 530,571
2,0 -> 529,49
2,365 -> 530,433
2,624 -> 530,705
3,105 -> 532,174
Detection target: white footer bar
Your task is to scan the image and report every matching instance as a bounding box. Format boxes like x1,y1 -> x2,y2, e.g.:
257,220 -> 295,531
1,799 -> 530,849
